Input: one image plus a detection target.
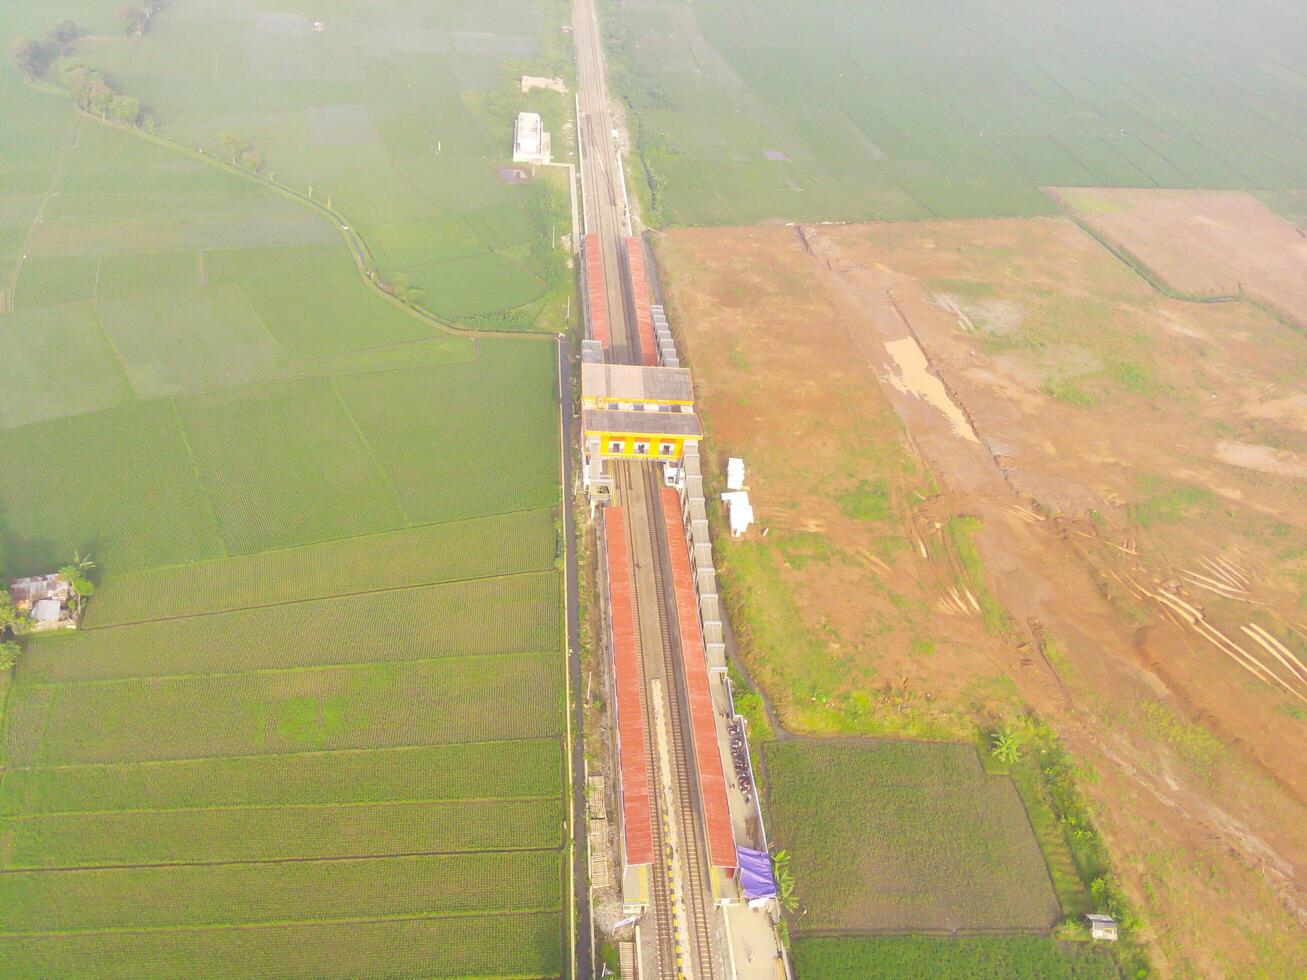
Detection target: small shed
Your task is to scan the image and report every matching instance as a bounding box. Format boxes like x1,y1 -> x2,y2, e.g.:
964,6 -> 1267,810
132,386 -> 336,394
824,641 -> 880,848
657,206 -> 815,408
721,491 -> 754,537
1086,913 -> 1118,941
32,598 -> 63,624
726,457 -> 745,491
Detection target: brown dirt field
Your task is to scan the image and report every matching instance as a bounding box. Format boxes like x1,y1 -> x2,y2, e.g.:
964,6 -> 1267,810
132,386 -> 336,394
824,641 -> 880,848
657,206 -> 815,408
1052,187 -> 1307,327
656,218 -> 1307,977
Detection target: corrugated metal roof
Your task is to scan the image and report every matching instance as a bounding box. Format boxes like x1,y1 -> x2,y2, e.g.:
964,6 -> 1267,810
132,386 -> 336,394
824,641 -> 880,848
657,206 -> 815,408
661,487 -> 736,869
585,234 -> 609,348
626,238 -> 659,367
605,507 -> 655,867
581,362 -> 693,403
584,409 -> 702,437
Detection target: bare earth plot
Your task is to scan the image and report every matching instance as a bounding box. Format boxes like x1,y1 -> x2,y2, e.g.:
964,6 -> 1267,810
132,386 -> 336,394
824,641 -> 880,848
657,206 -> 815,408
1052,187 -> 1307,326
658,220 -> 1307,977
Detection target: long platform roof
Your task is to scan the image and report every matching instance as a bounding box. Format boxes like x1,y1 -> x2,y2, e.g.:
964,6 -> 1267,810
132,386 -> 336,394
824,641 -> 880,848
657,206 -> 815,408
604,507 -> 655,866
584,408 -> 702,437
581,362 -> 693,403
661,486 -> 737,869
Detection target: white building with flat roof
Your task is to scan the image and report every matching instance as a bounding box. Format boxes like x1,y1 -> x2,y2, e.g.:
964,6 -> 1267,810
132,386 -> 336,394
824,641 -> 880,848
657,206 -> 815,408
513,111 -> 552,165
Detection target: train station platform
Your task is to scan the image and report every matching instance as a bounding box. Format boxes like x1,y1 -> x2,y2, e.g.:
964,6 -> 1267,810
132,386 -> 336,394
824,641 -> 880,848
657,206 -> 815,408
660,487 -> 736,873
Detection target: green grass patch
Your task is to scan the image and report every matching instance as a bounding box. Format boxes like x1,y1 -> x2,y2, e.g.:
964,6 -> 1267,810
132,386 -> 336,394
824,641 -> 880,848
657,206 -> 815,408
1128,478 -> 1214,528
12,255 -> 98,309
794,935 -> 1119,979
947,515 -> 1012,636
837,479 -> 892,523
765,739 -> 1060,933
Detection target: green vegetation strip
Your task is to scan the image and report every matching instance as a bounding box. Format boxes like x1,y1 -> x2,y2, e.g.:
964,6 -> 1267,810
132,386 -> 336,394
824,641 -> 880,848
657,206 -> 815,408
4,652 -> 562,767
765,739 -> 1059,934
0,910 -> 564,979
0,739 -> 562,816
85,508 -> 558,626
3,796 -> 561,870
0,850 -> 561,933
793,935 -> 1119,979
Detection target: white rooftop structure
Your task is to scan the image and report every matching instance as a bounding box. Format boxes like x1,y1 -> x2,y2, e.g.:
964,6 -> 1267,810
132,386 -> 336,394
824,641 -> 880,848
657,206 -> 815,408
1086,914 -> 1118,941
513,112 -> 552,165
32,598 -> 63,623
721,490 -> 754,537
726,457 -> 745,491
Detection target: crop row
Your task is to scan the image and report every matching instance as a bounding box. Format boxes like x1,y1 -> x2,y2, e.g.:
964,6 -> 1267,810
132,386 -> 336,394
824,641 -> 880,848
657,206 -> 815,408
793,936 -> 1119,980
23,571 -> 560,683
0,910 -> 564,978
0,738 -> 562,816
4,652 -> 563,768
3,796 -> 562,870
84,507 -> 557,627
0,849 -> 562,933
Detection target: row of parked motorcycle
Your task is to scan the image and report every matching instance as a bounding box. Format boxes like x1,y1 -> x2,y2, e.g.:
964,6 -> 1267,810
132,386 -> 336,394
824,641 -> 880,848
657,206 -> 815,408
727,720 -> 752,804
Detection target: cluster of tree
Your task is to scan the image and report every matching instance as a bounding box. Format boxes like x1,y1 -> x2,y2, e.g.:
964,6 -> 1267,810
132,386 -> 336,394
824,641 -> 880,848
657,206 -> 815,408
9,19 -> 82,78
58,552 -> 96,621
118,1 -> 166,38
61,61 -> 153,130
0,593 -> 21,671
218,132 -> 264,172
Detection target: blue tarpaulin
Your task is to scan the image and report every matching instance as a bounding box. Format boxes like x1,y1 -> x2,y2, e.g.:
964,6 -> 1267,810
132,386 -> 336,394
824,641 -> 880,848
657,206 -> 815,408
737,846 -> 777,900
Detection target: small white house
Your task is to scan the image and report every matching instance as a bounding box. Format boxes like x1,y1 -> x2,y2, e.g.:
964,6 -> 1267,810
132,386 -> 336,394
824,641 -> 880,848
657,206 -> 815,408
513,112 -> 552,165
1086,913 -> 1118,942
721,490 -> 754,537
726,457 -> 745,491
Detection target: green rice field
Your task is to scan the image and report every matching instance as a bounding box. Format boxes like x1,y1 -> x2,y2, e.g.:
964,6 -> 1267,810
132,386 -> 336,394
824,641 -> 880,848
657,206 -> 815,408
607,0 -> 1307,225
0,2 -> 568,974
793,935 -> 1118,980
64,0 -> 577,325
764,739 -> 1060,934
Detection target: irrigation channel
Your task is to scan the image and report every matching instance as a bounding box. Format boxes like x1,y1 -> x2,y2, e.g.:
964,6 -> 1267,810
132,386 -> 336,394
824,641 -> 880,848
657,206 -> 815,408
573,0 -> 725,974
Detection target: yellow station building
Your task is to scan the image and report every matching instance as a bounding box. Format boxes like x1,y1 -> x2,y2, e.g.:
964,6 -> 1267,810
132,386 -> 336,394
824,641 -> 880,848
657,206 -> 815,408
580,343 -> 702,501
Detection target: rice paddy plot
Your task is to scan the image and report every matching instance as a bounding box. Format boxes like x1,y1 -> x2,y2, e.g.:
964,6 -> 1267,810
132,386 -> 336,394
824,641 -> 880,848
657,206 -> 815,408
0,303 -> 132,429
4,796 -> 561,870
23,571 -> 560,683
178,378 -> 407,554
11,255 -> 99,310
0,910 -> 564,980
4,652 -> 562,767
202,243 -> 437,359
0,850 -> 562,934
292,334 -> 477,379
0,738 -> 562,815
95,250 -> 205,301
793,935 -> 1119,980
0,400 -> 223,576
765,739 -> 1060,934
96,284 -> 296,399
85,507 -> 556,626
337,342 -> 559,523
403,248 -> 546,318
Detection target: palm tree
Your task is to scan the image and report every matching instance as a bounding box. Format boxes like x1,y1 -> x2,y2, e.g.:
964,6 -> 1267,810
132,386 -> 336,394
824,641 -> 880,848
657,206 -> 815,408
59,551 -> 96,619
991,726 -> 1022,765
772,848 -> 798,914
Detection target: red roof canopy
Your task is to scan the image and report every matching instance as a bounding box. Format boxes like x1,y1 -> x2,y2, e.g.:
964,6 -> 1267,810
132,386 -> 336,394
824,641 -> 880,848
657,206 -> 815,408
604,507 -> 653,865
661,488 -> 736,869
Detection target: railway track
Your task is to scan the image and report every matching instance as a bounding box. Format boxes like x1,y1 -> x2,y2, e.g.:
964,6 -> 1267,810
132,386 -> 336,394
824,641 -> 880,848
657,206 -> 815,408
620,462 -> 719,980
